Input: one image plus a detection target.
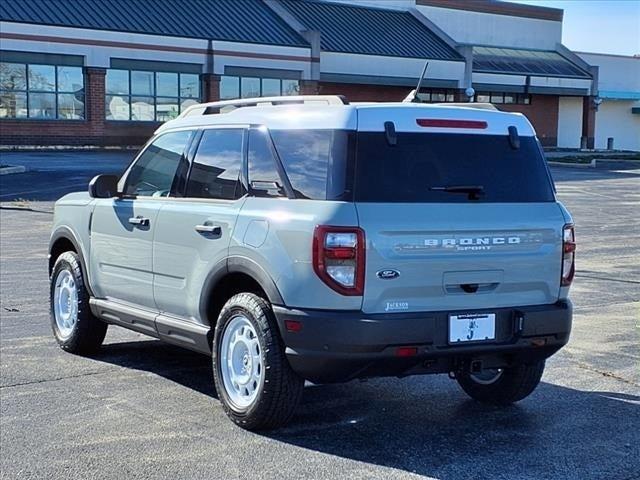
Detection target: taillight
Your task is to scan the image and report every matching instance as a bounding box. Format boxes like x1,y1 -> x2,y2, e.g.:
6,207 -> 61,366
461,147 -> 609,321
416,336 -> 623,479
313,226 -> 365,296
561,224 -> 576,286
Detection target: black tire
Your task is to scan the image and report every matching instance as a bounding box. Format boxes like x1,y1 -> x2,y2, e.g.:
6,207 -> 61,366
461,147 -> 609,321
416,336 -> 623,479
212,293 -> 304,431
50,251 -> 107,354
456,360 -> 545,405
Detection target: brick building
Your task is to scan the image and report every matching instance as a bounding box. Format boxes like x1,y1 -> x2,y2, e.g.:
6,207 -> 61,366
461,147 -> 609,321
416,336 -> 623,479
0,0 -> 637,149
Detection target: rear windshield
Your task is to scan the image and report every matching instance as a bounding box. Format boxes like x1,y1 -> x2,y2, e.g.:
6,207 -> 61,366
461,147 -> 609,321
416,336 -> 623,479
354,133 -> 555,203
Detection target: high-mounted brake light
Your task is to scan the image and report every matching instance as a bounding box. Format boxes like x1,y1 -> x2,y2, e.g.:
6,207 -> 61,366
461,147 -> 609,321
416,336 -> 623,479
313,226 -> 365,296
416,119 -> 488,129
561,224 -> 576,286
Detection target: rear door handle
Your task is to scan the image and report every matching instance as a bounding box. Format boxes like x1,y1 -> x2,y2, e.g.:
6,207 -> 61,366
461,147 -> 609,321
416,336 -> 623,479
195,224 -> 222,236
128,216 -> 149,227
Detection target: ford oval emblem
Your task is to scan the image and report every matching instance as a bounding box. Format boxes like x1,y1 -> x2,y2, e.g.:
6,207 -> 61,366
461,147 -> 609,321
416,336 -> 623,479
377,269 -> 400,280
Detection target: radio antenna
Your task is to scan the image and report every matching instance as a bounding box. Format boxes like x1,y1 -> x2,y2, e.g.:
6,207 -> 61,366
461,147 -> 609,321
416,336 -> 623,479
403,61 -> 429,103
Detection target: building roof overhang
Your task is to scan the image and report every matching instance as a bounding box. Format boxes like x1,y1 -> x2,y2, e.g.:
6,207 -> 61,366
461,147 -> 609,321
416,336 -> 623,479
472,46 -> 592,79
277,0 -> 464,61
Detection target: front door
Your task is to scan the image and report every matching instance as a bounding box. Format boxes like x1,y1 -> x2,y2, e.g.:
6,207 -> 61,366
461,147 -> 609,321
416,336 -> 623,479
89,129 -> 194,310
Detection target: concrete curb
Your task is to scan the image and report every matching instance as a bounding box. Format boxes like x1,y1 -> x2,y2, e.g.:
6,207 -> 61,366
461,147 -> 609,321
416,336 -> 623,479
0,165 -> 27,175
547,159 -> 597,168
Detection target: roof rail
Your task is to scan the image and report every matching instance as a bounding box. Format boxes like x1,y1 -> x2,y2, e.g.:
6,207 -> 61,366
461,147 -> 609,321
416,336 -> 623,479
436,102 -> 499,111
430,102 -> 498,111
179,95 -> 349,118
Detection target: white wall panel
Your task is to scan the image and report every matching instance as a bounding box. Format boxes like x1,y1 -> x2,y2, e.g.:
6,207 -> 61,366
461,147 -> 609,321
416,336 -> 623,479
416,6 -> 562,50
595,100 -> 640,151
557,97 -> 583,148
529,76 -> 592,91
0,22 -> 313,78
578,53 -> 640,97
0,22 -> 208,67
321,52 -> 464,82
472,73 -> 527,86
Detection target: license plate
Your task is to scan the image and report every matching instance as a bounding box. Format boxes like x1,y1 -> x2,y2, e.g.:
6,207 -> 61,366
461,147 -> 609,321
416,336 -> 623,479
449,313 -> 496,343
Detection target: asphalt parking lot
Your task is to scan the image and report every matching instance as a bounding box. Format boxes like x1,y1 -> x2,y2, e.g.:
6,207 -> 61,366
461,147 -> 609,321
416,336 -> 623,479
0,151 -> 133,201
1,153 -> 639,479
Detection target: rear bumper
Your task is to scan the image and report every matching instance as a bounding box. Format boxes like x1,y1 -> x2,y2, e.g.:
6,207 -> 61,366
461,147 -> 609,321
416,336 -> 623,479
273,301 -> 572,383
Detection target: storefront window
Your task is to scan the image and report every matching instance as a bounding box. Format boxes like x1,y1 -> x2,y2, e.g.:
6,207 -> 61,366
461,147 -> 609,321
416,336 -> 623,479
241,77 -> 261,98
131,71 -> 154,96
261,78 -> 281,97
221,75 -> 299,100
156,72 -> 178,97
0,62 -> 84,119
416,89 -> 457,103
29,92 -> 56,118
282,79 -> 300,96
106,69 -> 200,121
220,76 -> 240,100
28,65 -> 55,91
490,93 -> 505,104
475,91 -> 532,105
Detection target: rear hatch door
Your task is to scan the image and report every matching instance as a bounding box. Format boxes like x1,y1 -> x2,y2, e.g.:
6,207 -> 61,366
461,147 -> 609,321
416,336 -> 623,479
354,107 -> 564,314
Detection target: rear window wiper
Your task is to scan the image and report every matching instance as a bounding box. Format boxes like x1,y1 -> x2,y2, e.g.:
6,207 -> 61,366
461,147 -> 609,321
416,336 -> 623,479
429,185 -> 485,200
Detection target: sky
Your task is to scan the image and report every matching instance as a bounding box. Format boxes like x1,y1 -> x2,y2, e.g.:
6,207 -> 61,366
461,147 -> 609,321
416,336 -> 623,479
510,0 -> 640,56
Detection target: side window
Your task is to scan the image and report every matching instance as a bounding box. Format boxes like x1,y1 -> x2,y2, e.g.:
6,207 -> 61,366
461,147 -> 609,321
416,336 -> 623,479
269,129 -> 352,200
186,129 -> 244,200
124,130 -> 192,197
248,129 -> 285,198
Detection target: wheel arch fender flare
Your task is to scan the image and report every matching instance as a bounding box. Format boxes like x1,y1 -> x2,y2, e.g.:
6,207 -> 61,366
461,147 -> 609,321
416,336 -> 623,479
49,226 -> 94,296
227,256 -> 284,305
198,256 -> 285,325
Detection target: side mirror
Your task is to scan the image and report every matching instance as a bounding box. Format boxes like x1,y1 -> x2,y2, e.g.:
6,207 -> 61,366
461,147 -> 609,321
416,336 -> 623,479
89,174 -> 119,198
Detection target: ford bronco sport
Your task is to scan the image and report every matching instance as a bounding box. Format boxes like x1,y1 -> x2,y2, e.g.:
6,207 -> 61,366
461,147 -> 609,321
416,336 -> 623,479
49,95 -> 574,430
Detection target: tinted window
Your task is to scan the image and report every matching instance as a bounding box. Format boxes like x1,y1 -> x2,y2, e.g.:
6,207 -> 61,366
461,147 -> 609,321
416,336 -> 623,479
186,129 -> 244,200
125,130 -> 193,197
355,133 -> 555,203
270,130 -> 352,200
248,129 -> 284,198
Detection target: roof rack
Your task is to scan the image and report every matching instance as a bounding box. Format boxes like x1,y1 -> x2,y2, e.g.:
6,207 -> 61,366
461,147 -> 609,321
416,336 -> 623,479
179,95 -> 349,118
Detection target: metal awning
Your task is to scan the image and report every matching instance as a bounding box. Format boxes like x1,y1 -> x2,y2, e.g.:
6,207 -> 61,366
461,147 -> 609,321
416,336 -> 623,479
473,46 -> 592,79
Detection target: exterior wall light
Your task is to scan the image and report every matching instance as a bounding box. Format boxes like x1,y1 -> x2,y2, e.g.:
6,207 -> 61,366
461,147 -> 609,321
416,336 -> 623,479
465,87 -> 476,102
593,96 -> 603,111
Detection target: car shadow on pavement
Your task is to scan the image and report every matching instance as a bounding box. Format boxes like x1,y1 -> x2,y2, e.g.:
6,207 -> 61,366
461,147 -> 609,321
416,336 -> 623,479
94,339 -> 216,398
268,380 -> 640,479
91,339 -> 639,479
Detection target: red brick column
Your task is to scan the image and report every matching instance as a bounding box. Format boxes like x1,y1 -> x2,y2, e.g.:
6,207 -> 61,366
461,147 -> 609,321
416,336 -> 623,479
299,80 -> 319,95
84,67 -> 106,137
582,96 -> 596,149
201,74 -> 221,102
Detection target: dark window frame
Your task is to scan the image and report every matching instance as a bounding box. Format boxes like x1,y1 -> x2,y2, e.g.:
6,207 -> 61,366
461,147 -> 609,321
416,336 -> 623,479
0,62 -> 85,121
